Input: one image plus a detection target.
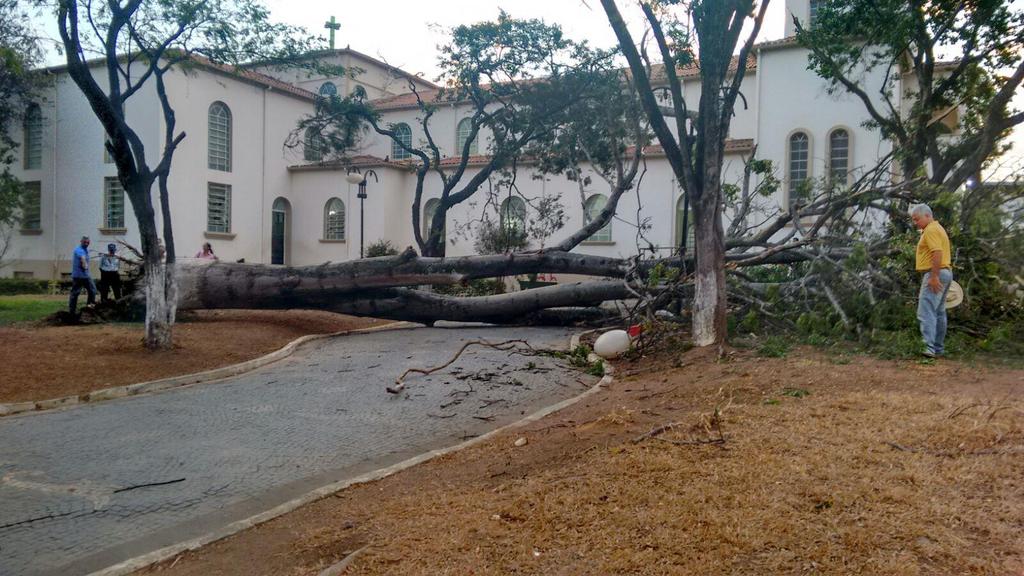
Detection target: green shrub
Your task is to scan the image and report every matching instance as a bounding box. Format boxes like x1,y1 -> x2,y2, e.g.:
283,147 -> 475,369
431,279 -> 505,297
365,239 -> 399,257
738,310 -> 759,334
0,277 -> 51,295
758,336 -> 790,358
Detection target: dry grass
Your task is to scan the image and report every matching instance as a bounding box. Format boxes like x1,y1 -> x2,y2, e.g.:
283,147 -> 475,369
350,393 -> 1022,575
0,310 -> 386,403
143,350 -> 1024,576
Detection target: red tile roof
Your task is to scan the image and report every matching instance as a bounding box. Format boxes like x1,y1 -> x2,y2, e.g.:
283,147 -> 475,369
648,54 -> 758,84
245,47 -> 439,91
44,52 -> 319,102
368,54 -> 760,112
288,139 -> 755,172
369,89 -> 446,111
287,154 -> 412,172
187,54 -> 317,101
755,36 -> 801,51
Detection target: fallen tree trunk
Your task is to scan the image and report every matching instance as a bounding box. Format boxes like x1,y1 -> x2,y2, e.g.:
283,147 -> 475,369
175,248 -> 630,310
320,282 -> 629,325
173,246 -> 830,313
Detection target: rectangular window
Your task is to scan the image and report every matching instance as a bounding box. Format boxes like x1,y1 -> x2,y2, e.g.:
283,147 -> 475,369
809,1 -> 822,27
103,177 -> 125,229
21,181 -> 41,230
13,271 -> 34,279
207,182 -> 232,233
24,107 -> 43,170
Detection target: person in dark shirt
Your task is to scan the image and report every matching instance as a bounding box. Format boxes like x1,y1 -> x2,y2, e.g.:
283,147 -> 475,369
98,243 -> 123,302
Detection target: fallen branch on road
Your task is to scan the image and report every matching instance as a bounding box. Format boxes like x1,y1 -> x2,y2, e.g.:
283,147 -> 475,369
113,477 -> 186,494
388,339 -> 535,394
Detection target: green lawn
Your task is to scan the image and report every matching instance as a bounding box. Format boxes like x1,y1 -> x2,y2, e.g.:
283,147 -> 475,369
0,294 -> 65,325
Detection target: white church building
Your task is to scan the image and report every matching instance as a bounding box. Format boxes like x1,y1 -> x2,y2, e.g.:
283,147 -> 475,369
3,0 -> 932,280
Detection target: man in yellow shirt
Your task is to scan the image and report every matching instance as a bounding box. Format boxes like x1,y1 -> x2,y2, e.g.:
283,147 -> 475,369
910,204 -> 953,357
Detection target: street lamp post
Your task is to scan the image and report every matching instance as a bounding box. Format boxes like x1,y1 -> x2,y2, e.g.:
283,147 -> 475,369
345,169 -> 378,258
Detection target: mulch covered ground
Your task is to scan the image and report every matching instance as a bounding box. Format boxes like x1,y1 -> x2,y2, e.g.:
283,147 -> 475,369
0,310 -> 387,404
139,346 -> 1024,576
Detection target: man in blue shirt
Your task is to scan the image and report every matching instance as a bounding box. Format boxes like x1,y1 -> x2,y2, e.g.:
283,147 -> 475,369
69,236 -> 97,316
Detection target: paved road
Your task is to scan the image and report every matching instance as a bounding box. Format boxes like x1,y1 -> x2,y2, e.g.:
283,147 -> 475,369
0,326 -> 594,576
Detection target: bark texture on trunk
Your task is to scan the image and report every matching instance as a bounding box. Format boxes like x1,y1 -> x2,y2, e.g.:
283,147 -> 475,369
144,261 -> 176,349
174,249 -> 630,310
691,149 -> 728,347
322,281 -> 628,325
168,265 -> 627,326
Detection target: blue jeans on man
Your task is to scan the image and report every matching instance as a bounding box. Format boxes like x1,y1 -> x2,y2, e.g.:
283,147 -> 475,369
917,269 -> 953,355
69,277 -> 97,316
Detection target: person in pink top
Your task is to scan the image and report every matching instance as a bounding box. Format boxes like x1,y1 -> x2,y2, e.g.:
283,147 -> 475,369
195,242 -> 218,261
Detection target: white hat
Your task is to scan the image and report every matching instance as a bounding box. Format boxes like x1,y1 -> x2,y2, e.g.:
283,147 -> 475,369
945,280 -> 964,309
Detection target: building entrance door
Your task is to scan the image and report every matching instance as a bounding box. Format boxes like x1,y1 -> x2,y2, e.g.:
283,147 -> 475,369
271,197 -> 290,265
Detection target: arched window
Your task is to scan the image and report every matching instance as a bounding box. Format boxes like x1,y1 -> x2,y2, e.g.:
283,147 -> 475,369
208,102 -> 232,171
788,131 -> 810,206
422,198 -> 445,243
828,128 -> 850,185
271,197 -> 290,265
23,104 -> 42,170
318,81 -> 337,98
324,198 -> 346,240
500,196 -> 526,233
391,123 -> 412,160
456,118 -> 478,155
304,127 -> 325,162
675,196 -> 695,252
584,194 -> 612,242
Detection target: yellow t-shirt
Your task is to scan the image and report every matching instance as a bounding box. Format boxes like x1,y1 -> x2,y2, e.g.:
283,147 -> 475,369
916,220 -> 952,271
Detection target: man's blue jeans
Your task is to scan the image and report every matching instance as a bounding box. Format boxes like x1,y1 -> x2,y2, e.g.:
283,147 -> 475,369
917,269 -> 953,355
69,276 -> 97,315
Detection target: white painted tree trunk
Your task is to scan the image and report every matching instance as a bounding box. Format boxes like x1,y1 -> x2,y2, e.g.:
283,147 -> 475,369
691,268 -> 719,346
144,262 -> 177,349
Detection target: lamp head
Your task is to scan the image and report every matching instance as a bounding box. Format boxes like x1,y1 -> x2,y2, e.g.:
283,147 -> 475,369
345,172 -> 364,185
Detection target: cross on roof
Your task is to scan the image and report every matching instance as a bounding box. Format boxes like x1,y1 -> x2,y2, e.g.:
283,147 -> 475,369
324,16 -> 340,49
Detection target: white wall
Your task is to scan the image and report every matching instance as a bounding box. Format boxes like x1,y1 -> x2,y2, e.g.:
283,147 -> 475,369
755,45 -> 892,211
285,166 -> 414,264
163,67 -> 317,265
4,66 -> 162,279
4,31 -> 912,280
784,0 -> 811,37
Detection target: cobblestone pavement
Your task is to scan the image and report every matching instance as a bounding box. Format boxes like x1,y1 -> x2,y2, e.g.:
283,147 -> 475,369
0,326 -> 593,576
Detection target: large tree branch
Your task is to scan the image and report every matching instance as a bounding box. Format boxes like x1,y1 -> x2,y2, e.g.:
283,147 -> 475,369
945,59 -> 1024,189
601,0 -> 690,189
721,1 -> 770,131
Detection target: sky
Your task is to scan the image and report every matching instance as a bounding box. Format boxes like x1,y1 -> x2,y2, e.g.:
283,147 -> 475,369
258,0 -> 787,82
29,0 -> 1021,180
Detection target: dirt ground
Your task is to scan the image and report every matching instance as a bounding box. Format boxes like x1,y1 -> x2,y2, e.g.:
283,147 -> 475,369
0,310 -> 387,403
139,347 -> 1024,576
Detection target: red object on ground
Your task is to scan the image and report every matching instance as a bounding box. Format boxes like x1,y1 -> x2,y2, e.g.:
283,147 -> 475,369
627,324 -> 643,338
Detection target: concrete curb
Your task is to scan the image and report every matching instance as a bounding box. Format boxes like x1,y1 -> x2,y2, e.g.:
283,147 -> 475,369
86,332 -> 613,576
0,321 -> 414,419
